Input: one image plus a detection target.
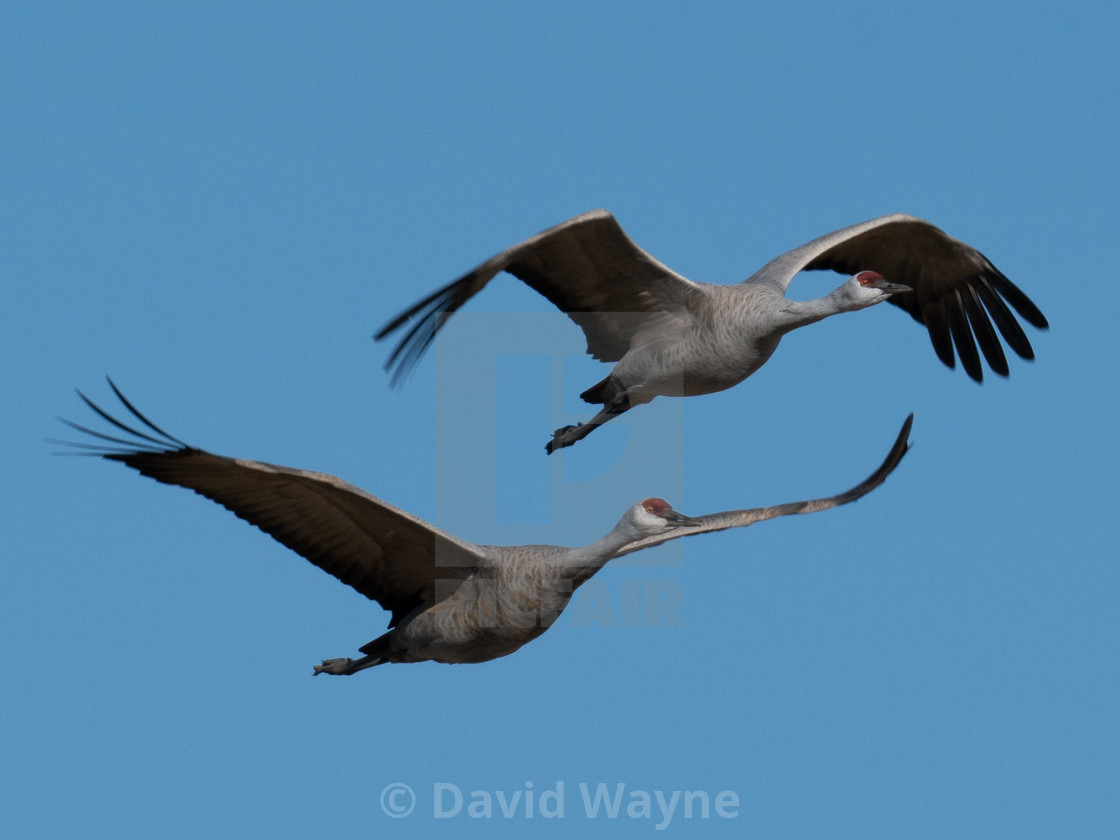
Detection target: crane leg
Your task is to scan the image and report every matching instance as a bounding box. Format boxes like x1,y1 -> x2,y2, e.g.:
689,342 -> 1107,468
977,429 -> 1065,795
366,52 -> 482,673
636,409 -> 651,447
545,393 -> 632,454
312,654 -> 383,676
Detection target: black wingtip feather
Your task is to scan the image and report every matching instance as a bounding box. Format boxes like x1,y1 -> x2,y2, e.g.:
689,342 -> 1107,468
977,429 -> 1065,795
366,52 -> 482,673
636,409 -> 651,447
960,284 -> 1009,377
921,301 -> 958,372
55,381 -> 192,457
832,412 -> 913,505
979,257 -> 1049,330
377,279 -> 468,387
973,276 -> 1036,362
104,376 -> 188,447
874,245 -> 1045,379
945,291 -> 984,383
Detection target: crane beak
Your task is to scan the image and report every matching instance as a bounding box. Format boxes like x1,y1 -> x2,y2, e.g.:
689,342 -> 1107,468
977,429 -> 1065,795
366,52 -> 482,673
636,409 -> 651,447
664,508 -> 701,527
866,276 -> 912,295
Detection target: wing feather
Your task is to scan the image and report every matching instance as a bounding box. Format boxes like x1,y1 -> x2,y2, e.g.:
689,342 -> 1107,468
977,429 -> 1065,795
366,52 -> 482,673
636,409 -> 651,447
62,383 -> 483,627
753,214 -> 1048,381
376,210 -> 698,382
959,283 -> 1009,377
613,414 -> 912,557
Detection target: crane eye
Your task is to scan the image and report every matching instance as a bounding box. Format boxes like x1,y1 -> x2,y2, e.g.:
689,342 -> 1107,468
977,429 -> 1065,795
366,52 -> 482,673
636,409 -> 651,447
857,271 -> 884,286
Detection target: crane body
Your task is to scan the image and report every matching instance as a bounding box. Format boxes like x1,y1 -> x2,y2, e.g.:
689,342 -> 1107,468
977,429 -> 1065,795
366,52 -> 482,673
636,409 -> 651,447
58,381 -> 912,675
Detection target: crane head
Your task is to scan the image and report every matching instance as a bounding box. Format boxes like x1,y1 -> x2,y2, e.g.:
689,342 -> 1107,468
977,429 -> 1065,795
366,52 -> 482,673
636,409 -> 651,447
841,270 -> 912,309
856,270 -> 911,293
634,497 -> 701,530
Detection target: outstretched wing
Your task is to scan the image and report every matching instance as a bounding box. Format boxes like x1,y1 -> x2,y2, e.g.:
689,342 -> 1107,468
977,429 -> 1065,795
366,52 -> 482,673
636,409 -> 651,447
612,414 -> 913,558
749,214 -> 1048,382
57,380 -> 483,628
376,210 -> 699,384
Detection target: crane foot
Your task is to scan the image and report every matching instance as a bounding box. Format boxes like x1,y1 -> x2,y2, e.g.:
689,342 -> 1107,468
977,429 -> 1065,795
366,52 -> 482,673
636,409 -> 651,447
313,657 -> 354,676
546,424 -> 583,454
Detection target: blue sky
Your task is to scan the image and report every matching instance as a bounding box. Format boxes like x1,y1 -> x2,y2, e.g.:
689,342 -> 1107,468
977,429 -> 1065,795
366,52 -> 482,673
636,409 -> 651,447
4,2 -> 1118,837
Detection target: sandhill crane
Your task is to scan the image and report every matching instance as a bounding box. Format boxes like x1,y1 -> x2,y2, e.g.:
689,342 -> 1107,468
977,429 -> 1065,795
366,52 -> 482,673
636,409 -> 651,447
58,380 -> 912,674
376,210 -> 1047,452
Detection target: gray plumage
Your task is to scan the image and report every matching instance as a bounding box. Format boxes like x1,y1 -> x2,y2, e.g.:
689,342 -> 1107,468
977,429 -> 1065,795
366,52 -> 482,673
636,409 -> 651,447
57,380 -> 912,675
376,210 -> 1047,452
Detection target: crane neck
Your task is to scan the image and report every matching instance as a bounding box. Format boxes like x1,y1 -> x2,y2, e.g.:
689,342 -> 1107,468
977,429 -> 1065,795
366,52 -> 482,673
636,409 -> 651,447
553,520 -> 643,585
773,285 -> 862,333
